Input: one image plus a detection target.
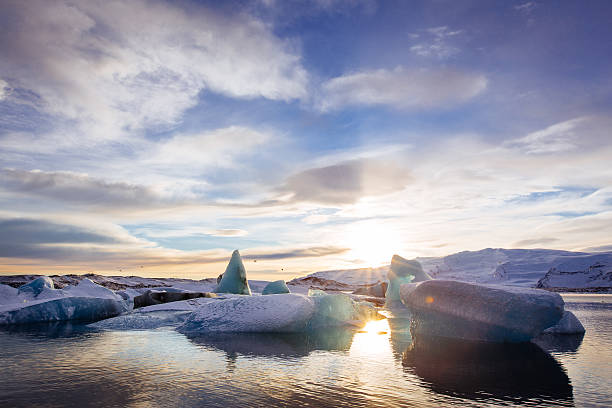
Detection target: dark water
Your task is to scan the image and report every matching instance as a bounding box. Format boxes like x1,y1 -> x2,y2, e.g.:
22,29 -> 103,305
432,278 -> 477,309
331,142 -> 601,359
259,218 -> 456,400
1,294 -> 611,407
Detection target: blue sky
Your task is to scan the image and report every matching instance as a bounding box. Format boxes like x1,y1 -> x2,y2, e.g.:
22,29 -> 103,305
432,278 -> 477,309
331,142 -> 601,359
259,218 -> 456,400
0,0 -> 611,279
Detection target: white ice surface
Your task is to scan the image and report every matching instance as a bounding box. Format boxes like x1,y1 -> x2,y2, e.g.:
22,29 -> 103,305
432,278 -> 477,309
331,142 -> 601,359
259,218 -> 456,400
178,292 -> 380,334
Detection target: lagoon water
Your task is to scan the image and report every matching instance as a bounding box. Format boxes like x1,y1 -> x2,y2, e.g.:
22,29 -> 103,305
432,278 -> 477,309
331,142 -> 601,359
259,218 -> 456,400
1,294 -> 611,407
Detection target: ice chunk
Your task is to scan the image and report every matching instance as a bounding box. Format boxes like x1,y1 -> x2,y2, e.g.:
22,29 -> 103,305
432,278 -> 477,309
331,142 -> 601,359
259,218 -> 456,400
178,292 -> 380,333
0,297 -> 128,325
391,255 -> 432,282
308,292 -> 380,328
386,256 -> 430,302
133,289 -> 216,308
90,310 -> 193,330
0,278 -> 130,325
385,276 -> 414,302
262,280 -> 290,295
401,280 -> 564,342
542,310 -> 585,334
352,281 -> 388,297
215,250 -> 251,295
178,294 -> 315,333
17,276 -> 54,296
0,284 -> 18,304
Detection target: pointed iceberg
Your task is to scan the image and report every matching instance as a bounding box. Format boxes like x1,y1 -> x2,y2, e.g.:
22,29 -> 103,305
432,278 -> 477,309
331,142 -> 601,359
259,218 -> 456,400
215,250 -> 251,295
262,280 -> 290,295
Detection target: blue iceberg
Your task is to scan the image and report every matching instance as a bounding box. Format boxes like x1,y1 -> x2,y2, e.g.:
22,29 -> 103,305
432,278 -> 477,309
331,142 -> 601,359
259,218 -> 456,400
17,276 -> 55,296
178,292 -> 380,334
386,255 -> 430,302
400,280 -> 564,342
215,250 -> 251,295
0,277 -> 129,325
262,280 -> 290,295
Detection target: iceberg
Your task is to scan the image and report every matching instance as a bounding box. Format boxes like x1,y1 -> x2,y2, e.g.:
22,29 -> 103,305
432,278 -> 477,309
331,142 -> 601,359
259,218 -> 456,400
90,310 -> 193,330
542,310 -> 585,334
400,280 -> 564,342
0,277 -> 129,325
261,280 -> 290,295
179,294 -> 315,333
17,276 -> 54,296
215,250 -> 251,295
386,255 -> 430,302
178,292 -> 380,334
133,289 -> 216,308
308,290 -> 379,328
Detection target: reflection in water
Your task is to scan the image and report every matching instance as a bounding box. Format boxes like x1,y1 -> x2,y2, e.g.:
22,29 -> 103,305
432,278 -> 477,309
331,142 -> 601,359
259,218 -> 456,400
0,321 -> 93,338
402,335 -> 574,406
186,328 -> 355,358
533,332 -> 585,353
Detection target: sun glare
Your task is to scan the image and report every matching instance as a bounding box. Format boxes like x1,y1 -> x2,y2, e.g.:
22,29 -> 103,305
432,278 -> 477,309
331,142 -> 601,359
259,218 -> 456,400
349,318 -> 391,357
344,222 -> 404,266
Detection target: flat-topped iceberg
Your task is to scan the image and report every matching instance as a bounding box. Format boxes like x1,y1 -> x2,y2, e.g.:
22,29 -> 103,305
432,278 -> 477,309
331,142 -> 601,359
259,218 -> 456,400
178,292 -> 380,334
215,250 -> 251,295
262,280 -> 290,295
0,277 -> 129,325
400,280 -> 564,342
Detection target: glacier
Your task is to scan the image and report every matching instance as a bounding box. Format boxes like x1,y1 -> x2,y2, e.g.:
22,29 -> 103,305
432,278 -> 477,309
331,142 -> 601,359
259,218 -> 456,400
400,280 -> 564,342
178,292 -> 380,334
215,250 -> 252,295
261,280 -> 291,295
0,278 -> 129,325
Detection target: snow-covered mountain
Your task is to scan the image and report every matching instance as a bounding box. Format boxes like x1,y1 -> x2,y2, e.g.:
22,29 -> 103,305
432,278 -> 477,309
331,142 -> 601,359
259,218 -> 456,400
536,253 -> 612,291
292,248 -> 612,291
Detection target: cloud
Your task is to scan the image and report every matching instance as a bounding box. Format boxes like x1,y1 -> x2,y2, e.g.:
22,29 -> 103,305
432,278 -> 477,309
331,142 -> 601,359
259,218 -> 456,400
242,246 -> 349,260
0,217 -> 144,260
208,229 -> 248,237
512,237 -> 559,247
505,116 -> 610,154
514,2 -> 536,13
318,67 -> 487,111
410,26 -> 463,59
0,215 -> 347,271
0,0 -> 307,142
144,126 -> 271,172
0,168 -> 164,208
282,158 -> 411,204
0,79 -> 7,101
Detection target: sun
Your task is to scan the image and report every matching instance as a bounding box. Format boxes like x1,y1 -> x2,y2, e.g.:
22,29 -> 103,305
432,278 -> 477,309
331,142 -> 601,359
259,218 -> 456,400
343,221 -> 404,266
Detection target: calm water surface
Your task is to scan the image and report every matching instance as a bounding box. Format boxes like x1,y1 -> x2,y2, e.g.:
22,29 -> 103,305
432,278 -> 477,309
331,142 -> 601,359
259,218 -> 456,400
1,294 -> 611,407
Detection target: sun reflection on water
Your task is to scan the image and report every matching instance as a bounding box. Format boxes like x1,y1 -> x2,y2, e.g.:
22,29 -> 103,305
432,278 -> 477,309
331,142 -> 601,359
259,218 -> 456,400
349,319 -> 392,358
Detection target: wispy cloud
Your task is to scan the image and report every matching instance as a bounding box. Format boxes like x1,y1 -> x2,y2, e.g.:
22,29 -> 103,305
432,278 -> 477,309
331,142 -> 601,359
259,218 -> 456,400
318,67 -> 487,111
505,116 -> 608,154
410,26 -> 463,59
0,79 -> 8,101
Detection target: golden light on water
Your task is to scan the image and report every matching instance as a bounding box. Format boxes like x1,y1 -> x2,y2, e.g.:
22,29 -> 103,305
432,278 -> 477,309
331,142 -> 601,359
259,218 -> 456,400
349,319 -> 391,357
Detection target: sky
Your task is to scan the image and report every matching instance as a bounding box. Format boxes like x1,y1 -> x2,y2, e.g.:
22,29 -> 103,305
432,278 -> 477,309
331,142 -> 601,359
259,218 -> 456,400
1,0 -> 611,280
